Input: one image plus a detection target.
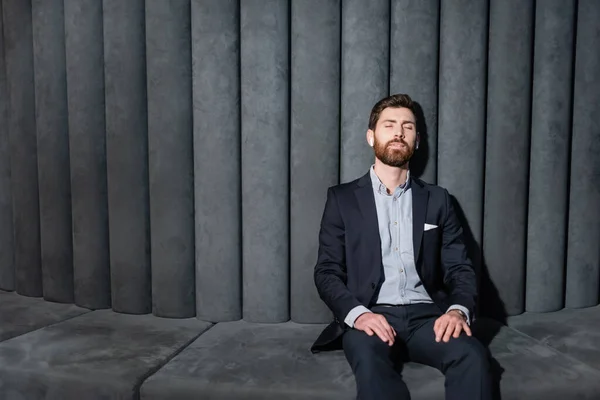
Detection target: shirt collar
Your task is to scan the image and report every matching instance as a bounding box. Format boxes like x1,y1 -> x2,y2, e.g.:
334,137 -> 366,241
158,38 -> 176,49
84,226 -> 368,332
370,165 -> 411,197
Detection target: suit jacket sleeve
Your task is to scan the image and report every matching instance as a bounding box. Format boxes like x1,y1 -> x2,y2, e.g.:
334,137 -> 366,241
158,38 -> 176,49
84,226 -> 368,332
314,188 -> 362,322
441,188 -> 478,316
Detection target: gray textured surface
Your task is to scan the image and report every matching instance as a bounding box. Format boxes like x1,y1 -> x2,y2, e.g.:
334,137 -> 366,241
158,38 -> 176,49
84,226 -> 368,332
32,0 -> 74,304
565,0 -> 600,309
0,309 -> 212,400
483,320 -> 600,399
140,321 -> 355,400
525,0 -> 576,312
140,318 -> 600,400
104,0 -> 151,315
3,0 -> 42,297
191,0 -> 241,322
438,0 -> 488,248
290,0 -> 340,324
241,0 -> 289,323
340,0 -> 388,184
64,0 -> 111,309
0,291 -> 88,342
484,0 -> 534,316
146,0 -> 195,318
0,1 -> 14,292
390,0 -> 439,184
509,305 -> 600,373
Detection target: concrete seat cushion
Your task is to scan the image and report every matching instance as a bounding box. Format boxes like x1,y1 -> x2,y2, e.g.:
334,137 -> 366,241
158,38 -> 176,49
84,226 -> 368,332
141,319 -> 600,400
141,322 -> 356,400
0,310 -> 212,399
0,291 -> 89,342
478,320 -> 600,400
508,305 -> 600,372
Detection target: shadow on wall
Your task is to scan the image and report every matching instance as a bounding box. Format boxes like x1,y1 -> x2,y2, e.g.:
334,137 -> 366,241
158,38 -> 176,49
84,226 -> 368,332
450,197 -> 508,326
451,197 -> 507,400
410,102 -> 507,325
411,100 -> 507,398
409,102 -> 429,179
411,101 -> 508,325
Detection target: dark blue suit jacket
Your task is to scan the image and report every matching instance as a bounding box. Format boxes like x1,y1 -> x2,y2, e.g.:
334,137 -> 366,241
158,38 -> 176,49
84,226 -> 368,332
311,171 -> 477,353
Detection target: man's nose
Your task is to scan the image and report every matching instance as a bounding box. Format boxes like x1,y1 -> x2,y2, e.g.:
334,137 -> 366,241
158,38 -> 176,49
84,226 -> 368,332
394,128 -> 405,138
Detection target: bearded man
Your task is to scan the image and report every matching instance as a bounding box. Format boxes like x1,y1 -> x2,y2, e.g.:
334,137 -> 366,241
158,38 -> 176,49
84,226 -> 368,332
311,94 -> 492,400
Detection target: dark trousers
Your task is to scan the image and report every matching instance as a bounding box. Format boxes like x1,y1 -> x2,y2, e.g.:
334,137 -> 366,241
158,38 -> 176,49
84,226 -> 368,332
342,303 -> 492,400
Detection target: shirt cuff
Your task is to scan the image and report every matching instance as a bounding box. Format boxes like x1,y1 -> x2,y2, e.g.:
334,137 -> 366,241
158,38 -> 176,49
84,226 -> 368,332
344,305 -> 372,328
446,304 -> 470,325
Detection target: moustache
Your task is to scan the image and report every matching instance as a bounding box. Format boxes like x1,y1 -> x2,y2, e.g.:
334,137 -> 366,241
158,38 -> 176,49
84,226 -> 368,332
386,139 -> 409,148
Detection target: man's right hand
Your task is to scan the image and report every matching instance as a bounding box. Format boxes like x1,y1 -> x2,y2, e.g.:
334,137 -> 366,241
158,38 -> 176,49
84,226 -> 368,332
354,312 -> 396,346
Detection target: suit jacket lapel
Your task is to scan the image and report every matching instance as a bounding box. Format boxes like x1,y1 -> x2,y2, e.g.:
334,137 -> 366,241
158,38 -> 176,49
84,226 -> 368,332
411,177 -> 429,263
354,173 -> 382,272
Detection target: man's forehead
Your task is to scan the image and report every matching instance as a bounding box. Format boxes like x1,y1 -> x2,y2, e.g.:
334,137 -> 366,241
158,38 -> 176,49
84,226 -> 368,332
380,107 -> 415,122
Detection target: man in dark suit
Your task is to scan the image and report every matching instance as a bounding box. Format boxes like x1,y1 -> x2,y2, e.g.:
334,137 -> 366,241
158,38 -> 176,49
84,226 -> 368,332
311,94 -> 492,399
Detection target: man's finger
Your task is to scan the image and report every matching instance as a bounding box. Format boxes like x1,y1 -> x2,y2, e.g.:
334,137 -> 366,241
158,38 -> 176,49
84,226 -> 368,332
378,317 -> 396,341
373,317 -> 394,342
371,325 -> 392,346
462,322 -> 472,336
364,326 -> 374,336
443,321 -> 455,342
373,321 -> 394,345
435,318 -> 448,342
452,322 -> 462,338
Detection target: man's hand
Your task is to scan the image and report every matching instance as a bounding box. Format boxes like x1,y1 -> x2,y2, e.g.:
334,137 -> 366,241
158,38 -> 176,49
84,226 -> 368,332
434,310 -> 471,343
354,313 -> 396,346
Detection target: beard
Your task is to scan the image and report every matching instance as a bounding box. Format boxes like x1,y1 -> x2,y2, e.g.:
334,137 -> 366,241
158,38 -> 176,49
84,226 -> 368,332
373,136 -> 415,168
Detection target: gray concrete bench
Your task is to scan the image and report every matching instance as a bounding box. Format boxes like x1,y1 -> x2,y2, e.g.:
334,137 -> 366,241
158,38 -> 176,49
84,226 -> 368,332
0,308 -> 211,399
0,291 -> 88,342
2,291 -> 600,400
140,318 -> 600,400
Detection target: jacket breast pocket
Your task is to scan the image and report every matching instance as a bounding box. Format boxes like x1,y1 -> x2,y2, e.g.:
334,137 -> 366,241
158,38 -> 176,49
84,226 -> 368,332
422,227 -> 441,261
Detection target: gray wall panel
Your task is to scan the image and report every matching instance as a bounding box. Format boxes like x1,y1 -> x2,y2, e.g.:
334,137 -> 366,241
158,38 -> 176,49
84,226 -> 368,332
3,0 -> 42,297
241,0 -> 289,323
104,0 -> 151,314
437,0 -> 487,252
525,0 -> 576,312
1,0 -> 599,320
340,0 -> 389,184
146,0 -> 195,318
0,2 -> 14,291
390,0 -> 439,183
32,0 -> 73,303
291,0 -> 340,323
566,0 -> 600,309
484,0 -> 534,316
192,0 -> 241,322
65,0 -> 110,309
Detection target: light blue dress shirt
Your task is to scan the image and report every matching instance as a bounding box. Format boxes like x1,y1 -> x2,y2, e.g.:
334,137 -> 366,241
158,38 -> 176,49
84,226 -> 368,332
344,166 -> 470,327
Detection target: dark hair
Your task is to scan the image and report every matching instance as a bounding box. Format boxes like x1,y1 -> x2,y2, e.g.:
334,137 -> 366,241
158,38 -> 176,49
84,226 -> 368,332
368,94 -> 416,130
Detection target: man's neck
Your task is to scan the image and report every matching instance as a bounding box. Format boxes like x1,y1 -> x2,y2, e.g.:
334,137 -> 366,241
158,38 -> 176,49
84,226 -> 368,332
373,160 -> 409,194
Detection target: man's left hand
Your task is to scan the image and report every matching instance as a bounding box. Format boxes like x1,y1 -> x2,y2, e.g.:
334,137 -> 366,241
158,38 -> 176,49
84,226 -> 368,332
434,310 -> 472,343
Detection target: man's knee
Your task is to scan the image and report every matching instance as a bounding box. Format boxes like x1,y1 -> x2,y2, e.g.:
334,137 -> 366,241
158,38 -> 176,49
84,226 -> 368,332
442,337 -> 489,372
343,330 -> 394,370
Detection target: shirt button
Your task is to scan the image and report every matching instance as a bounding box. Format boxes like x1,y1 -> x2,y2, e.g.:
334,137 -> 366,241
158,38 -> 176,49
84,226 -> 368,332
399,269 -> 404,273
395,247 -> 398,251
394,221 -> 398,225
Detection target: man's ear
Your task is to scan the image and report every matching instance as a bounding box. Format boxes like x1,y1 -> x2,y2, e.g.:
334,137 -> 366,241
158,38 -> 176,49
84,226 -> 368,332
366,130 -> 374,147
